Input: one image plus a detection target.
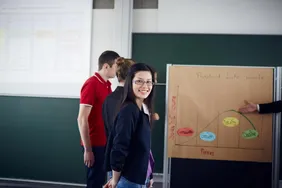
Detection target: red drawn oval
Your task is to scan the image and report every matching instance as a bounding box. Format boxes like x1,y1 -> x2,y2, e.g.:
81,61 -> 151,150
177,128 -> 194,136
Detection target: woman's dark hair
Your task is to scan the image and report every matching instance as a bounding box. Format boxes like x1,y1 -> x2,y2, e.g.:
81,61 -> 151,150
150,66 -> 156,74
121,63 -> 155,122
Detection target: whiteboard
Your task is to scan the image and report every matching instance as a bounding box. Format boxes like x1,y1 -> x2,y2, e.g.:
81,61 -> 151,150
0,0 -> 92,97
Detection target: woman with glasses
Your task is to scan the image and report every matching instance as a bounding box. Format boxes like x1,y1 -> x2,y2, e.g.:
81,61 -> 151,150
103,63 -> 156,188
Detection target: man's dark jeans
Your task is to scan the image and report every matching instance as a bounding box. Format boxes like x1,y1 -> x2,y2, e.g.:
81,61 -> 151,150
83,146 -> 106,188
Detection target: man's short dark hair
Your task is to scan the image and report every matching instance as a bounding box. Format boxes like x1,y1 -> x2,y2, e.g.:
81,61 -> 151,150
98,50 -> 120,70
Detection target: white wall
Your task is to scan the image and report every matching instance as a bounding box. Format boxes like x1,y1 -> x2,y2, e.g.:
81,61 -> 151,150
1,0 -> 281,97
90,9 -> 119,91
133,0 -> 282,34
92,0 -> 282,91
91,0 -> 133,91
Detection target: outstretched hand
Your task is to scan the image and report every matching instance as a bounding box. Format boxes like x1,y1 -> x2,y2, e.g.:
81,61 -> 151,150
238,100 -> 258,114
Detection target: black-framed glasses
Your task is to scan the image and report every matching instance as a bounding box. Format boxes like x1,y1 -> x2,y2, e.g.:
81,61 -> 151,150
133,80 -> 154,86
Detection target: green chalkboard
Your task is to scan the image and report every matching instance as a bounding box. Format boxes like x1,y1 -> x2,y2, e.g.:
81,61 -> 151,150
131,33 -> 282,173
1,34 -> 282,183
0,96 -> 85,183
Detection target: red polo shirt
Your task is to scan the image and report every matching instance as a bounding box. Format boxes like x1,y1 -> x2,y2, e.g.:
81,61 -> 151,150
80,72 -> 112,146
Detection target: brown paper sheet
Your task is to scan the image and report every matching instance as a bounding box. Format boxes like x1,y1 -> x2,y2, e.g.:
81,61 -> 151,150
167,66 -> 273,162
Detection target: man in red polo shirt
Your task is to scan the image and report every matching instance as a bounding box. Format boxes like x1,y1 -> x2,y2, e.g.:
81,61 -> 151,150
77,50 -> 120,188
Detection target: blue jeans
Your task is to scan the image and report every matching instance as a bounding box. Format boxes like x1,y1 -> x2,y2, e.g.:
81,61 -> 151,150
107,174 -> 149,188
83,146 -> 106,188
116,176 -> 144,188
107,171 -> 150,187
107,171 -> 113,180
145,178 -> 150,187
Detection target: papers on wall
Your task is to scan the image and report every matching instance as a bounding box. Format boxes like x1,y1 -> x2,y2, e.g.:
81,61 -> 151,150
0,0 -> 92,97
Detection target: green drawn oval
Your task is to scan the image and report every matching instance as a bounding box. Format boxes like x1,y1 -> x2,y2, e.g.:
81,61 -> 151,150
242,129 -> 258,139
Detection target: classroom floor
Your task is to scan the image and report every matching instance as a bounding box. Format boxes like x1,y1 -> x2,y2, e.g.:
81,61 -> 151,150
4,181 -> 282,188
0,181 -> 162,188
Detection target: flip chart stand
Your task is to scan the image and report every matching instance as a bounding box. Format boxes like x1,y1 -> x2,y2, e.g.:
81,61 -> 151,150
162,64 -> 281,188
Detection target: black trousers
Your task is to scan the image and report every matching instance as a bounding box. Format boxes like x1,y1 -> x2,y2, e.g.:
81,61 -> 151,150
83,146 -> 106,188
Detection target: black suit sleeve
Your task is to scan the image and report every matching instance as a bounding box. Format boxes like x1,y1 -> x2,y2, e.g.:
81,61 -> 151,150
110,103 -> 139,172
259,100 -> 282,114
